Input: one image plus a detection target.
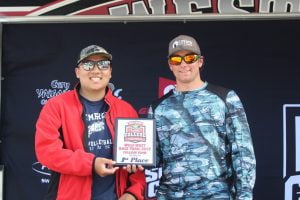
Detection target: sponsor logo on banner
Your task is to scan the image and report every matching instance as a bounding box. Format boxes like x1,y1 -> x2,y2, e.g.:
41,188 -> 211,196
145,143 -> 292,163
158,77 -> 176,98
36,80 -> 70,105
108,82 -> 123,99
1,0 -> 299,16
36,81 -> 122,105
138,77 -> 175,115
32,162 -> 51,184
124,121 -> 146,143
145,168 -> 162,200
283,104 -> 300,200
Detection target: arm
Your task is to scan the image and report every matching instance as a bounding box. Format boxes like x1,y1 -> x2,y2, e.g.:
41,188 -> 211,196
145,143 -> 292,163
147,106 -> 162,167
35,98 -> 94,176
119,193 -> 137,200
123,170 -> 146,200
108,101 -> 146,199
226,91 -> 256,200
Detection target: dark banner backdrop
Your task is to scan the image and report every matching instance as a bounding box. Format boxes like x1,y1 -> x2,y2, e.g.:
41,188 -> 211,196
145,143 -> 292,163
0,20 -> 300,200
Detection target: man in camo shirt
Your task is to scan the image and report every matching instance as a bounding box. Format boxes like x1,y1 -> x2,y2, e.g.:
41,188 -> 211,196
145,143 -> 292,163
148,35 -> 256,200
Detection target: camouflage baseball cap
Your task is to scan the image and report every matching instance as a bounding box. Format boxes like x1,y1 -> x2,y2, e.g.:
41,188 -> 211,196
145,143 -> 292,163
168,35 -> 201,57
77,45 -> 112,63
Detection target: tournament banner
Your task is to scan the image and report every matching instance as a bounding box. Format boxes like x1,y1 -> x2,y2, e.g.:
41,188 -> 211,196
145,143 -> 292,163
0,0 -> 300,16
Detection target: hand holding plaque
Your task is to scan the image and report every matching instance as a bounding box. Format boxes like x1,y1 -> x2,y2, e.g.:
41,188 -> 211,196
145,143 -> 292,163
114,118 -> 156,166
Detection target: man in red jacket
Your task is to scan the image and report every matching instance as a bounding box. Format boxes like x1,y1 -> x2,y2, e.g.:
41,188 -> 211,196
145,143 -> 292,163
35,45 -> 145,200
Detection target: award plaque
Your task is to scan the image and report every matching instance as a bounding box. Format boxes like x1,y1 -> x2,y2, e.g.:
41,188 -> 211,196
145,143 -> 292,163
114,118 -> 156,166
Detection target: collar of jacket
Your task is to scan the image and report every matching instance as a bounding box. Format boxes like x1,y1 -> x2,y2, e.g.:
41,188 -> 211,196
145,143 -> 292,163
73,82 -> 115,105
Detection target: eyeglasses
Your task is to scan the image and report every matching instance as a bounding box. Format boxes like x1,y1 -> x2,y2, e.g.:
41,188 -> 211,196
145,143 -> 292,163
168,54 -> 199,65
80,60 -> 111,71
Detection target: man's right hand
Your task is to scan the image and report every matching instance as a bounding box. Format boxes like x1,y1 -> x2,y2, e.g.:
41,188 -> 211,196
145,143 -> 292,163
94,157 -> 119,177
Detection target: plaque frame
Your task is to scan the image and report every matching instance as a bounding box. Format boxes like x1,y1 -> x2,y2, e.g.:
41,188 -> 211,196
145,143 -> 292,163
114,118 -> 156,166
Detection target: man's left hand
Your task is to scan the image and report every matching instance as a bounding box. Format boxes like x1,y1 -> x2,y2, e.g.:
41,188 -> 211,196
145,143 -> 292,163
119,193 -> 136,200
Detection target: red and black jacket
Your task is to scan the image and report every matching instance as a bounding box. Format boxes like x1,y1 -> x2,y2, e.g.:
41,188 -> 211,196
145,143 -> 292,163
35,86 -> 145,200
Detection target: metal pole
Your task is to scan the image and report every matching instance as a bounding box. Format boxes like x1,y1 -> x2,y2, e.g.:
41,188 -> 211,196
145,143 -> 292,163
0,13 -> 299,24
0,165 -> 3,200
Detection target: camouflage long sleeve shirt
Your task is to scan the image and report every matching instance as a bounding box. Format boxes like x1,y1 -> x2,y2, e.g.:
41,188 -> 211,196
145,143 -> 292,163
149,82 -> 256,200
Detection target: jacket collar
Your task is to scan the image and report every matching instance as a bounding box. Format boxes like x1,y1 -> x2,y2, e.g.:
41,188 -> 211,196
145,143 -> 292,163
74,82 -> 114,104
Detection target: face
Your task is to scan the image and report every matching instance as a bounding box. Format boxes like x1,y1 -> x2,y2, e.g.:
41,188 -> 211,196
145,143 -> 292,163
168,50 -> 203,86
75,54 -> 112,96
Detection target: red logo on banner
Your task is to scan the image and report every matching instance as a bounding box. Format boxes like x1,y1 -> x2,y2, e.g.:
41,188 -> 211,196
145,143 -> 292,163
138,77 -> 175,115
158,77 -> 176,98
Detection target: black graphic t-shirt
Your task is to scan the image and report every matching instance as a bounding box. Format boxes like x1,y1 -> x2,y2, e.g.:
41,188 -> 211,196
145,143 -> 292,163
80,95 -> 117,200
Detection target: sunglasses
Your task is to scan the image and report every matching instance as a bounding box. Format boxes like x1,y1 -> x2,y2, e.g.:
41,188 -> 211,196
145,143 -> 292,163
80,60 -> 111,71
169,54 -> 200,65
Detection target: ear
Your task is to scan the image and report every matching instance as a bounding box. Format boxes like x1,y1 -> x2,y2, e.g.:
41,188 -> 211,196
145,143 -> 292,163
168,62 -> 174,71
198,56 -> 204,69
109,67 -> 112,78
75,67 -> 80,78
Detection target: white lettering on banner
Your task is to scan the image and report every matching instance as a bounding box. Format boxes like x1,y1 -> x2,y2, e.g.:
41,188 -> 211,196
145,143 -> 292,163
148,181 -> 160,198
218,0 -> 253,13
32,162 -> 51,185
145,168 -> 162,199
285,175 -> 300,200
113,89 -> 123,99
41,178 -> 50,184
109,4 -> 129,16
149,0 -> 166,15
108,82 -> 123,99
260,0 -> 300,13
36,80 -> 70,105
173,0 -> 211,14
283,104 -> 300,200
132,1 -> 148,15
36,81 -> 124,105
32,162 -> 51,176
107,0 -> 300,16
163,85 -> 175,96
34,82 -> 122,101
50,80 -> 70,90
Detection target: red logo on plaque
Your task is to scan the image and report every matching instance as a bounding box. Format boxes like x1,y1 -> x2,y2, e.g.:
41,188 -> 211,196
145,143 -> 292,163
124,121 -> 146,143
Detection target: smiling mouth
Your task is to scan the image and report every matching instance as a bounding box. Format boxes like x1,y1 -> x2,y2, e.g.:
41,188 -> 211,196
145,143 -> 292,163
90,77 -> 102,81
180,71 -> 190,74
